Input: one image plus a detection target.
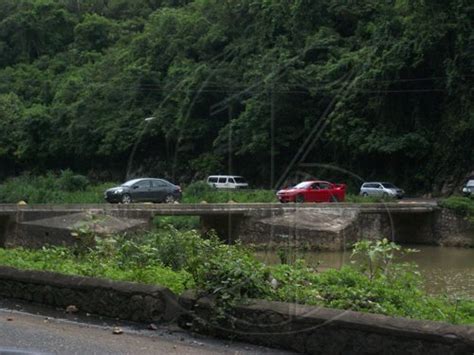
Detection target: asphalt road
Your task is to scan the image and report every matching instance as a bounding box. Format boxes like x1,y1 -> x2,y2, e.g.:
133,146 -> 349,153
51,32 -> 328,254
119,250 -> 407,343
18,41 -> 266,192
0,300 -> 293,355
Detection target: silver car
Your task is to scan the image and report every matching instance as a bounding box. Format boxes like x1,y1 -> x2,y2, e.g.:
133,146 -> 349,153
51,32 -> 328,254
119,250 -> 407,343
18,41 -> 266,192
360,182 -> 404,199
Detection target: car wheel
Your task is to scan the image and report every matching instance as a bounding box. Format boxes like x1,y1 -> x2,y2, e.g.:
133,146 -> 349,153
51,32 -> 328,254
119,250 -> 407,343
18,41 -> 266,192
295,194 -> 305,203
121,194 -> 132,204
362,192 -> 368,197
330,195 -> 339,202
164,194 -> 176,204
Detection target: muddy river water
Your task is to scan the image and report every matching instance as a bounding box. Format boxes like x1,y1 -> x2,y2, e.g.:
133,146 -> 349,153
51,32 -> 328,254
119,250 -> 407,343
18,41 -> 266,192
255,245 -> 474,298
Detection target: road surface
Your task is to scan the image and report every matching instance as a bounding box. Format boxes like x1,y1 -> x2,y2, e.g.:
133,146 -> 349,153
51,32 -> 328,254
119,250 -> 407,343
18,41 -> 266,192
0,300 -> 293,355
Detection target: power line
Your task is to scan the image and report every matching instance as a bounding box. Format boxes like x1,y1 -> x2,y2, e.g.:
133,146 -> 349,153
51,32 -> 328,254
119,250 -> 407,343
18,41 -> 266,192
129,74 -> 473,88
132,87 -> 446,94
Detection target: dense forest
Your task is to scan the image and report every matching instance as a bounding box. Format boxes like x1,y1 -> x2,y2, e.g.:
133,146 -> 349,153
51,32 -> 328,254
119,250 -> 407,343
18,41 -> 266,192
0,0 -> 472,193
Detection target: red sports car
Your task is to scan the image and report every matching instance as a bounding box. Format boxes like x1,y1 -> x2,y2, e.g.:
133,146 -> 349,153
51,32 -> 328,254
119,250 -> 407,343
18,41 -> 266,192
276,180 -> 346,203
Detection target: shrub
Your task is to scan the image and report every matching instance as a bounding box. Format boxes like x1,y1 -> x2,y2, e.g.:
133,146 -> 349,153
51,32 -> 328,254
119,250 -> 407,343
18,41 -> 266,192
90,227 -> 206,271
57,169 -> 90,192
439,196 -> 474,216
190,242 -> 271,305
184,181 -> 215,197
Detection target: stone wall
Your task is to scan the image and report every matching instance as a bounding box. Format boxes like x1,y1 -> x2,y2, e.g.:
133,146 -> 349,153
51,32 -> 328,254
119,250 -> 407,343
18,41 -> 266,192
179,291 -> 474,354
0,266 -> 181,323
434,209 -> 474,247
0,266 -> 472,354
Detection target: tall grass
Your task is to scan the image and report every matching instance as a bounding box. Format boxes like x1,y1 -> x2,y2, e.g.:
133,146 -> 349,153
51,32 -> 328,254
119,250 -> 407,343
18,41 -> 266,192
181,181 -> 277,203
0,172 -> 116,204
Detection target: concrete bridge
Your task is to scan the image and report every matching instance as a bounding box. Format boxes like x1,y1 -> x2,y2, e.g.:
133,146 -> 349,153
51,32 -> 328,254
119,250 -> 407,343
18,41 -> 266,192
1,201 -> 459,251
0,201 -> 438,217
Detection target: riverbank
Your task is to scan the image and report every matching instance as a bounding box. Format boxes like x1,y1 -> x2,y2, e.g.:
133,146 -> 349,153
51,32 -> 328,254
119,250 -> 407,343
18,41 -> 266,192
0,228 -> 472,325
256,245 -> 474,298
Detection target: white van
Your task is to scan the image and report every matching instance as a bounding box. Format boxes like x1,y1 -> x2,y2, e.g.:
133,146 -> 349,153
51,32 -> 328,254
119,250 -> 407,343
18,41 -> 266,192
207,175 -> 249,189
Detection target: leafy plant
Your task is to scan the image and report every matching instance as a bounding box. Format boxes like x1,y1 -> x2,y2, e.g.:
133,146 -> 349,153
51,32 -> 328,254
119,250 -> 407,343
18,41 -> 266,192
189,240 -> 272,317
350,239 -> 418,281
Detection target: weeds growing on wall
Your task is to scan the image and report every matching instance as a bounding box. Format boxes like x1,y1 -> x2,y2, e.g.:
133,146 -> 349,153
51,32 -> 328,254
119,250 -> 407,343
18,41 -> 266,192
440,196 -> 474,224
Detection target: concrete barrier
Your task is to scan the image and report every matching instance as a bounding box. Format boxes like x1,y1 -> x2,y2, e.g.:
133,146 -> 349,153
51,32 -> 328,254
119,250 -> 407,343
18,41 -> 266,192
179,291 -> 474,354
4,203 -> 471,250
0,266 -> 472,354
0,266 -> 181,323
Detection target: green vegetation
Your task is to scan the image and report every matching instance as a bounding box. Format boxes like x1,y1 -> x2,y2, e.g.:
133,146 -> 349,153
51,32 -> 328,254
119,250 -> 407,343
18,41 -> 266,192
440,196 -> 474,223
0,231 -> 472,325
153,215 -> 201,231
0,246 -> 192,294
270,262 -> 473,324
181,181 -> 277,203
0,0 -> 472,192
0,174 -> 277,204
0,171 -> 115,203
0,174 -> 401,204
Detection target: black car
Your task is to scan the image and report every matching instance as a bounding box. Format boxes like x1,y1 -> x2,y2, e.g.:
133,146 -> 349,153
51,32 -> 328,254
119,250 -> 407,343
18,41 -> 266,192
104,178 -> 181,204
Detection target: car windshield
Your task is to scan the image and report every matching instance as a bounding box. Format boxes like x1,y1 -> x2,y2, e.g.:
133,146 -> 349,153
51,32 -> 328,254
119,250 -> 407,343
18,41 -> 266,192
234,177 -> 247,183
466,180 -> 474,187
382,183 -> 396,189
293,182 -> 312,189
121,179 -> 142,187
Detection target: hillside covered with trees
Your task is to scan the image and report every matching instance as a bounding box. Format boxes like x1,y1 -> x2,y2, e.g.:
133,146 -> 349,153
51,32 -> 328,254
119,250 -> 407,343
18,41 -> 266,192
0,0 -> 472,193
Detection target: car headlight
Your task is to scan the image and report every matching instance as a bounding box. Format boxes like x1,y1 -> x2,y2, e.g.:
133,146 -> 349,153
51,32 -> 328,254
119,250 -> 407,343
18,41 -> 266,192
114,188 -> 123,194
463,187 -> 468,192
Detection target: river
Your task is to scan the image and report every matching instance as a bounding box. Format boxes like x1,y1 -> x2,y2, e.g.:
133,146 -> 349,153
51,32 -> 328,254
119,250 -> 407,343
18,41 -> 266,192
255,245 -> 474,298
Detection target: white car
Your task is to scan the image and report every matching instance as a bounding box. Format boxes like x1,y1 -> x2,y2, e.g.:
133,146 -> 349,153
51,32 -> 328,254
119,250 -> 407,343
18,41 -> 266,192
462,180 -> 474,196
207,175 -> 249,189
